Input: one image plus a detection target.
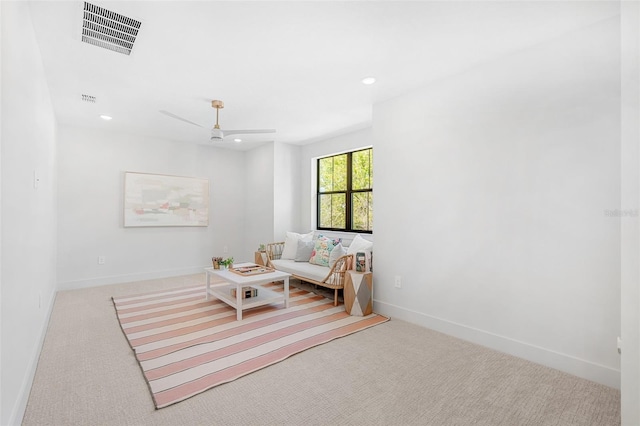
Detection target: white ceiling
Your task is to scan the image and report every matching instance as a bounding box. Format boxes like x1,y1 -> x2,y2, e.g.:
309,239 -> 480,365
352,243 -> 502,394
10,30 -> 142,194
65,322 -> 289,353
27,1 -> 620,150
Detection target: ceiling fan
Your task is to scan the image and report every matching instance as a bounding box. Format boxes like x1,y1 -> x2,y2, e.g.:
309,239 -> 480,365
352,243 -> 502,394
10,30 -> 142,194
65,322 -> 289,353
209,100 -> 276,142
159,100 -> 276,144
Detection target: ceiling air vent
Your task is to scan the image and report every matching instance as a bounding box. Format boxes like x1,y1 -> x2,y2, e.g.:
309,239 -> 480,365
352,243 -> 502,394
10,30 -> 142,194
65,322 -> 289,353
81,2 -> 141,56
81,94 -> 96,103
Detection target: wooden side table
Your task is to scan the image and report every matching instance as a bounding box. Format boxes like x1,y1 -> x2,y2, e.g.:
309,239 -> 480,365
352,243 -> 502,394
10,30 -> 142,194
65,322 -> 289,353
254,251 -> 267,266
344,271 -> 373,316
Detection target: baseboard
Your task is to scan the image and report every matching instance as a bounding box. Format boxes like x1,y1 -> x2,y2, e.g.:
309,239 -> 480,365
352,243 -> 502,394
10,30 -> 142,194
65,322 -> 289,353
57,266 -> 206,291
9,291 -> 57,426
374,299 -> 620,390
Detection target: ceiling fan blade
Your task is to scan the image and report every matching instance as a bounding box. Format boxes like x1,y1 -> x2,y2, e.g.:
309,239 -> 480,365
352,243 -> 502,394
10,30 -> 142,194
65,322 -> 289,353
159,110 -> 203,128
237,140 -> 276,144
223,129 -> 276,137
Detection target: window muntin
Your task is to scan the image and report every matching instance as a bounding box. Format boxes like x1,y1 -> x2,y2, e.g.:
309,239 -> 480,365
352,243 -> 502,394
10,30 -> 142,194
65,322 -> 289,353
317,148 -> 373,233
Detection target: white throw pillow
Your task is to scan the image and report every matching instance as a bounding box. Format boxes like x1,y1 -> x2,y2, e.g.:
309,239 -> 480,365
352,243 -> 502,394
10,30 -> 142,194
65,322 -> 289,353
328,243 -> 346,268
347,235 -> 373,271
347,234 -> 373,256
281,231 -> 314,259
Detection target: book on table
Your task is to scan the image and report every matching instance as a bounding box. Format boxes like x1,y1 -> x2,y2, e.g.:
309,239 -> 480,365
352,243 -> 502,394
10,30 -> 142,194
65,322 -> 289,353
231,286 -> 258,299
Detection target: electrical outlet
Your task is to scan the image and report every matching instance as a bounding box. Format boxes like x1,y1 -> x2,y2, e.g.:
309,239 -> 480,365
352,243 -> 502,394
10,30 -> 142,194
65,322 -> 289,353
394,275 -> 402,288
223,246 -> 228,253
617,336 -> 622,354
98,256 -> 106,265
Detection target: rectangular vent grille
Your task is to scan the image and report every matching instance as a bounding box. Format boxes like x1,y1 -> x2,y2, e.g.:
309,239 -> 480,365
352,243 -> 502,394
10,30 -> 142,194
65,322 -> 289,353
82,2 -> 141,55
82,94 -> 97,103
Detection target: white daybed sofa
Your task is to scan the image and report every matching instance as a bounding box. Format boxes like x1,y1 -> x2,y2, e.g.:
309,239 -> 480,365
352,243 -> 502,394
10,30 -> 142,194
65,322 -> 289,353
266,232 -> 373,306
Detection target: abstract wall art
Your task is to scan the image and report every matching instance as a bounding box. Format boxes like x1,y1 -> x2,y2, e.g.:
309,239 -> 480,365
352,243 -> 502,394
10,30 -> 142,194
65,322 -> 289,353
124,172 -> 209,227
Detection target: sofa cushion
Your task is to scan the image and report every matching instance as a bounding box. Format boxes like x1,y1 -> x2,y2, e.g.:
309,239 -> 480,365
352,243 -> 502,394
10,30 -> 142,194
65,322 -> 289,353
347,235 -> 373,271
309,236 -> 339,267
347,234 -> 373,256
270,259 -> 328,282
282,231 -> 314,259
294,240 -> 315,262
328,242 -> 346,267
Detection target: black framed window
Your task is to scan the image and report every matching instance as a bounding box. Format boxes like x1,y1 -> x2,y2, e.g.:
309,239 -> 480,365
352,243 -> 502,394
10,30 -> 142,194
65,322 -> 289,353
317,148 -> 373,233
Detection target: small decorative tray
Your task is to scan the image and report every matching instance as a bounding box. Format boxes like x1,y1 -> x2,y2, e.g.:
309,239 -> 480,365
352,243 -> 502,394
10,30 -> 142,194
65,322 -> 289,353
229,264 -> 275,276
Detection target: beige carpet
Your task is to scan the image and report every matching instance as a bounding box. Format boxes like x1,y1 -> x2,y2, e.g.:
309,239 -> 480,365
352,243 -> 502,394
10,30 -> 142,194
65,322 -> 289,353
23,274 -> 620,426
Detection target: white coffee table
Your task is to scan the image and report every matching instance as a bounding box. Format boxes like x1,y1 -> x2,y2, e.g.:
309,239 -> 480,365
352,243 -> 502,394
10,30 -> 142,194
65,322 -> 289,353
205,262 -> 291,320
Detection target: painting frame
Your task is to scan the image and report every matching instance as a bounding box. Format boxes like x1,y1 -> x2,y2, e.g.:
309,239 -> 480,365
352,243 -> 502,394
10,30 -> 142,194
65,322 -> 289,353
123,172 -> 210,227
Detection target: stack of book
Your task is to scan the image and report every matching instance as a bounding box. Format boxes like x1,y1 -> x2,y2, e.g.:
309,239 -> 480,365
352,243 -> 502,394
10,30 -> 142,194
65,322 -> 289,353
231,286 -> 258,299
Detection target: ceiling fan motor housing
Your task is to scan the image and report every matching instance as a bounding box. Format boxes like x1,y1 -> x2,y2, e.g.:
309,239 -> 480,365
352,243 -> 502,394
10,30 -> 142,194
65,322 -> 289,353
211,127 -> 224,141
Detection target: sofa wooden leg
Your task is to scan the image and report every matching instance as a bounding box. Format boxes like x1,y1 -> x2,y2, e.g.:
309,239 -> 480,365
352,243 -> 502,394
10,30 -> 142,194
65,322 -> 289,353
334,289 -> 338,306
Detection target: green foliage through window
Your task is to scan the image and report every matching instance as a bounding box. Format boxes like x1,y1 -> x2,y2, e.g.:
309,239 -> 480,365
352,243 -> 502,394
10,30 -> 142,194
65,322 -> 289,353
317,148 -> 373,233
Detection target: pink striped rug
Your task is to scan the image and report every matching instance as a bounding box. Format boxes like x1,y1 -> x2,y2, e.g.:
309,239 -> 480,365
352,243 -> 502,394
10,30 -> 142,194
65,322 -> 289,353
112,282 -> 388,408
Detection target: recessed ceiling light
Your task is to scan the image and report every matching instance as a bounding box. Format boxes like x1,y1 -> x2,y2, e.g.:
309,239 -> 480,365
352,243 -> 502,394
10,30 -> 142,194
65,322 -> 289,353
100,115 -> 112,121
234,138 -> 242,143
361,76 -> 376,85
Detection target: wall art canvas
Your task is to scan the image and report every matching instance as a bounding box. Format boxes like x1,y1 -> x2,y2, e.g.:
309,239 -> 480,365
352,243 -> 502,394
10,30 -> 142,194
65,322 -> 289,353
124,172 -> 209,227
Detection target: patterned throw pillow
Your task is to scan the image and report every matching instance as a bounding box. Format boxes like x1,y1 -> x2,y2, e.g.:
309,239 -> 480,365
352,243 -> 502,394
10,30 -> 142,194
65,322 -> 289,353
309,236 -> 339,267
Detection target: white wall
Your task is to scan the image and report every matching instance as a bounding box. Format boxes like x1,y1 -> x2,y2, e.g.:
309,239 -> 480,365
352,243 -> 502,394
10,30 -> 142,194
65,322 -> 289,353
243,141 -> 301,249
242,141 -> 302,251
244,143 -> 275,258
372,17 -> 621,388
57,126 -> 246,289
621,2 -> 640,423
299,127 -> 373,231
1,2 -> 58,424
273,142 -> 301,241
1,3 -> 4,421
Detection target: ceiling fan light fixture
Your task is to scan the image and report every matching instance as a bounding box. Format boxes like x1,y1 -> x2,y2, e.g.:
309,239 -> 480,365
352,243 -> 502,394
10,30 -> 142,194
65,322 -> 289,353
361,76 -> 376,85
211,127 -> 224,141
204,99 -> 276,144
